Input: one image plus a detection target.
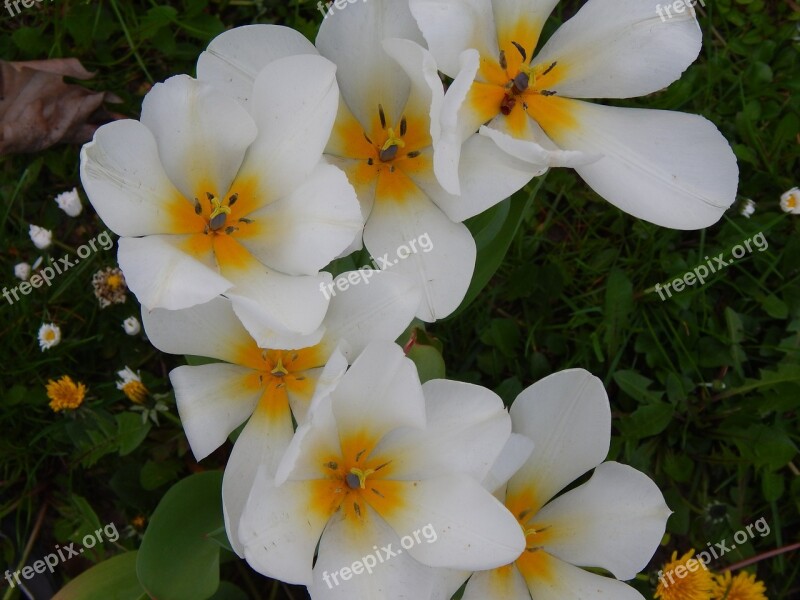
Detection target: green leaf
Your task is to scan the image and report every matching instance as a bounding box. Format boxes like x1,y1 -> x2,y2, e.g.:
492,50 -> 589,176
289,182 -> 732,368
618,403 -> 674,440
116,412 -> 152,456
761,470 -> 784,502
406,344 -> 446,384
603,269 -> 633,354
140,459 -> 182,491
449,183 -> 539,317
613,370 -> 663,404
137,471 -> 224,600
53,551 -> 143,600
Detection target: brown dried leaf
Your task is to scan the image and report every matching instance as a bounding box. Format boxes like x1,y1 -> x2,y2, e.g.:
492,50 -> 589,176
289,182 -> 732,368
0,58 -> 121,156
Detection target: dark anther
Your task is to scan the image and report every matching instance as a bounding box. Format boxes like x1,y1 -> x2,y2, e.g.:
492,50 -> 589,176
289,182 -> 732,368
353,503 -> 362,517
355,449 -> 366,462
407,151 -> 420,159
224,226 -> 238,235
364,132 -> 373,144
367,158 -> 374,165
400,116 -> 407,137
499,50 -> 507,70
542,61 -> 557,76
325,461 -> 338,470
378,104 -> 387,129
238,217 -> 253,224
228,193 -> 238,206
194,199 -> 202,215
511,41 -> 527,62
540,90 -> 558,96
206,192 -> 215,201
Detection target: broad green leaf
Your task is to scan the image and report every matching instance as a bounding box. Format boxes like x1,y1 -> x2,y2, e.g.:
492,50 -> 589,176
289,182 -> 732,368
53,551 -> 143,600
613,370 -> 663,404
137,471 -> 224,600
116,412 -> 151,456
407,344 -> 446,384
618,403 -> 674,440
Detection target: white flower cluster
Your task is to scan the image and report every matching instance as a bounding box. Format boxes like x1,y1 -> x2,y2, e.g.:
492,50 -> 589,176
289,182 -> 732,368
76,1 -> 747,598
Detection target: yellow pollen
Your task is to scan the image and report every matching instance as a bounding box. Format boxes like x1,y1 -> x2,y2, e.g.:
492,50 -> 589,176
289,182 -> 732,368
46,376 -> 87,413
381,128 -> 406,152
710,570 -> 767,600
788,197 -> 797,209
106,274 -> 123,289
348,467 -> 375,489
122,380 -> 148,404
655,550 -> 714,600
44,330 -> 56,341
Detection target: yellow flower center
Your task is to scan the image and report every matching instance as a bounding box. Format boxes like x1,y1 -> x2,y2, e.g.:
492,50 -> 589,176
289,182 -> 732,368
122,380 -> 148,404
44,330 -> 56,341
47,376 -> 87,413
106,274 -> 123,289
787,196 -> 797,209
711,571 -> 767,600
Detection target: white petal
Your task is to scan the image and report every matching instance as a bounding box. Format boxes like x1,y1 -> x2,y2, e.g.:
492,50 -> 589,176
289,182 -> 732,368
117,235 -> 231,311
236,54 -> 341,205
409,0 -> 498,78
534,0 -> 701,99
239,473 -> 330,585
237,161 -> 362,276
517,550 -> 646,600
317,0 -> 425,129
141,75 -> 257,201
80,120 -> 191,237
507,369 -> 610,514
382,38 -> 444,148
409,141 -> 534,223
491,0 -> 559,58
542,100 -> 739,229
364,185 -> 476,321
140,296 -> 254,365
482,433 -> 535,494
480,124 -> 600,170
223,394 -> 295,556
170,363 -> 260,461
319,270 -> 421,362
377,474 -> 525,571
309,507 -> 439,600
330,341 -> 427,448
217,244 -> 330,347
534,462 -> 671,580
374,379 -> 511,482
462,566 -> 530,600
197,24 -> 318,105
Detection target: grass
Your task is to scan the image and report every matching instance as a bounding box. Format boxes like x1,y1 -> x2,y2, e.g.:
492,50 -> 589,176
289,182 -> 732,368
1,0 -> 798,598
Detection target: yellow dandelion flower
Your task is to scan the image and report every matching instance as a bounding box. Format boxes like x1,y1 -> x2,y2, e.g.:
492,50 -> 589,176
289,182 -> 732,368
46,376 -> 87,412
116,366 -> 148,404
655,549 -> 714,600
711,570 -> 767,600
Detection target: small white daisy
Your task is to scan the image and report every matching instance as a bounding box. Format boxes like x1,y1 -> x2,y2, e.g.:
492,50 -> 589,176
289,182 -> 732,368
54,188 -> 83,217
740,198 -> 756,218
38,323 -> 61,351
14,262 -> 31,281
29,225 -> 53,250
122,316 -> 141,336
117,366 -> 148,404
780,187 -> 800,214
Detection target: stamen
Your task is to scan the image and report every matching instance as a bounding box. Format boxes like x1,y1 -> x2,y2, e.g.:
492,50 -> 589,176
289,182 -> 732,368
511,41 -> 527,62
513,72 -> 530,94
367,158 -> 374,166
378,104 -> 387,129
208,196 -> 232,231
228,193 -> 238,206
364,132 -> 373,144
407,151 -> 420,159
400,116 -> 407,137
542,61 -> 557,76
325,461 -> 338,470
194,199 -> 202,215
379,128 -> 406,162
540,90 -> 558,96
499,50 -> 507,70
